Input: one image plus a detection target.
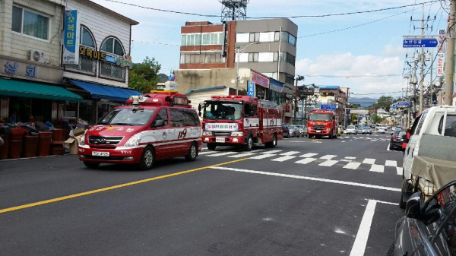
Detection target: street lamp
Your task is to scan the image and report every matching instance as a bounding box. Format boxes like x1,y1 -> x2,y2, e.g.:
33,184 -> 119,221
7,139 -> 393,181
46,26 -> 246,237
293,75 -> 304,124
234,42 -> 259,95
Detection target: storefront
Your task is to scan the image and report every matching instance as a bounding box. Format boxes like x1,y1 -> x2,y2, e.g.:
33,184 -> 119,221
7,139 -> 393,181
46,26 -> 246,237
251,70 -> 269,99
281,83 -> 294,124
267,78 -> 283,106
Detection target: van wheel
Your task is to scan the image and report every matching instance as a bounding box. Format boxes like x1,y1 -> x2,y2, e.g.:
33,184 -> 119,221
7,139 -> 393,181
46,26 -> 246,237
83,162 -> 100,169
244,136 -> 253,151
399,179 -> 408,209
329,130 -> 334,139
207,143 -> 216,150
265,134 -> 277,148
138,146 -> 155,170
185,142 -> 198,161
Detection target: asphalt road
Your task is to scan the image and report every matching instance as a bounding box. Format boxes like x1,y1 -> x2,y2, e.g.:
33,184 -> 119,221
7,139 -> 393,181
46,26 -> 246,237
0,133 -> 405,256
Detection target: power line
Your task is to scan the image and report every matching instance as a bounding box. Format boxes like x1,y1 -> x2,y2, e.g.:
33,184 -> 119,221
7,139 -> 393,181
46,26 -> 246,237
303,74 -> 402,78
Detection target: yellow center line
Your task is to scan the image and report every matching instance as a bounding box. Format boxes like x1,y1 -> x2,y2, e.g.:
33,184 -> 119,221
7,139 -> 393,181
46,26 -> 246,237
0,158 -> 248,214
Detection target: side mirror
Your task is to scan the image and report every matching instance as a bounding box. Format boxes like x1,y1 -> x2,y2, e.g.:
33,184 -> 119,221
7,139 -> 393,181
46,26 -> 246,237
406,192 -> 422,219
152,119 -> 165,127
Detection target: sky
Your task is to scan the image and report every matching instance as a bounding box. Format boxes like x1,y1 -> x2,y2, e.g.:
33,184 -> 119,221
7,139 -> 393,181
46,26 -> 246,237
90,0 -> 448,99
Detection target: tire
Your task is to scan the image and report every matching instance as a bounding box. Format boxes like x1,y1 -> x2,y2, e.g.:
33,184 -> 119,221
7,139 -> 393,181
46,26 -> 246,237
137,146 -> 155,170
207,143 -> 216,150
244,136 -> 253,151
83,161 -> 100,169
265,134 -> 277,148
185,142 -> 198,161
399,179 -> 409,209
329,130 -> 333,139
389,143 -> 394,150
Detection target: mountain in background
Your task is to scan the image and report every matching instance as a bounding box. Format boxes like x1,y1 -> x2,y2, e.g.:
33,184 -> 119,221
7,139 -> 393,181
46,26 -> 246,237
349,97 -> 378,108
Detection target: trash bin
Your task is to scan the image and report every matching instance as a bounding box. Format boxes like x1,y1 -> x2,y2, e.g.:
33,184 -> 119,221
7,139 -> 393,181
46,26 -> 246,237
22,135 -> 38,158
36,132 -> 52,157
8,128 -> 24,159
51,128 -> 64,142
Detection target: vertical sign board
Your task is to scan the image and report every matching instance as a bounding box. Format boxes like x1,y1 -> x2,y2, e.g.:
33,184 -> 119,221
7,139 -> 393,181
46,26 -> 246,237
63,10 -> 80,65
247,81 -> 255,96
437,29 -> 446,77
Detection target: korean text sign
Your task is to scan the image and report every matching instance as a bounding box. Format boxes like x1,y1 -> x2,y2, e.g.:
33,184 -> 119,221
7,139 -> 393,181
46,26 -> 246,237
63,10 -> 80,65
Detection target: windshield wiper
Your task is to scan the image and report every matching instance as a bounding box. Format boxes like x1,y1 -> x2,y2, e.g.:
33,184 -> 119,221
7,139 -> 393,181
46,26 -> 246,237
110,123 -> 132,126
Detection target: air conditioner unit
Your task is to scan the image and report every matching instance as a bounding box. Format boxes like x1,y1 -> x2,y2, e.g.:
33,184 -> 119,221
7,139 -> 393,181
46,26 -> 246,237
28,50 -> 45,63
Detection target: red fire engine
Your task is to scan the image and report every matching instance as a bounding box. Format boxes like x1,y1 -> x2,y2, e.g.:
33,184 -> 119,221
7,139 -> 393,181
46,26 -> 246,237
306,109 -> 338,139
199,95 -> 283,150
78,91 -> 202,170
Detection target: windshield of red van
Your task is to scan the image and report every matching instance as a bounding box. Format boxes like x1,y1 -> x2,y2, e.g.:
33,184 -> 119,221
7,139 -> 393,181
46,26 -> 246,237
309,113 -> 331,121
203,102 -> 242,120
98,109 -> 155,126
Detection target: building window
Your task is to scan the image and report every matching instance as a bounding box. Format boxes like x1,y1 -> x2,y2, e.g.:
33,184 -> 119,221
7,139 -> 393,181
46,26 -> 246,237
12,6 -> 49,40
182,33 -> 223,46
236,33 -> 249,43
100,37 -> 126,80
66,27 -> 96,74
249,32 -> 259,42
180,52 -> 226,64
259,32 -> 275,42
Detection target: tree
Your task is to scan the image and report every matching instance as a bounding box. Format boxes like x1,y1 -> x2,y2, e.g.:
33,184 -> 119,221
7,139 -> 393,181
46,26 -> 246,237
371,114 -> 383,123
129,57 -> 161,94
350,103 -> 361,109
369,95 -> 394,110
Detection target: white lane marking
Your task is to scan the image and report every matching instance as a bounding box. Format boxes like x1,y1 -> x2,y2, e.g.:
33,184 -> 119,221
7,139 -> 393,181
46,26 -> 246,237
385,160 -> 397,167
272,156 -> 297,162
345,156 -> 356,160
249,154 -> 277,159
362,158 -> 375,164
228,152 -> 255,158
320,155 -> 337,160
397,167 -> 403,176
319,160 -> 338,167
198,151 -> 217,155
343,162 -> 361,170
280,151 -> 300,156
295,158 -> 317,164
369,164 -> 384,173
211,167 -> 400,192
341,141 -> 345,142
340,159 -> 352,162
206,152 -> 238,157
350,200 -> 376,256
300,153 -> 318,158
264,150 -> 283,154
367,199 -> 397,205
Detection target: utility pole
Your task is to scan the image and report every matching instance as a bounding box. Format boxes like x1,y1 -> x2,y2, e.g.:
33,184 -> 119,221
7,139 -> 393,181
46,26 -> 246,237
445,0 -> 456,105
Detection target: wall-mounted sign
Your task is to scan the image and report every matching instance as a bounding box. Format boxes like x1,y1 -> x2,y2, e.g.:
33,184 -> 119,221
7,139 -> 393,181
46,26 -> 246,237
63,10 -> 80,65
4,62 -> 36,77
247,81 -> 255,96
251,71 -> 269,88
79,46 -> 106,61
269,78 -> 283,93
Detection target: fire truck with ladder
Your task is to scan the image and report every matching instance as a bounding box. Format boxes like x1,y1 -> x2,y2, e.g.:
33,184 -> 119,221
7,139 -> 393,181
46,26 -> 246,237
199,95 -> 283,150
306,108 -> 338,139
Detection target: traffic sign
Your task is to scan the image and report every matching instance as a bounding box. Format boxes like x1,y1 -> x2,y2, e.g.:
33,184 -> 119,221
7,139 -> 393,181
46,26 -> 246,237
320,104 -> 336,111
392,104 -> 397,110
397,102 -> 410,107
403,38 -> 438,48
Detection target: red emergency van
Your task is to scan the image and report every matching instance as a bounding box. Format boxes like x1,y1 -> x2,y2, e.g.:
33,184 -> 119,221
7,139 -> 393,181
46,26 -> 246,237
78,91 -> 202,170
306,109 -> 338,139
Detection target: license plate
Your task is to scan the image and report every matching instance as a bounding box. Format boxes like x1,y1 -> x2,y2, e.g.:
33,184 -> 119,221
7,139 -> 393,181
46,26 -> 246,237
216,137 -> 225,143
315,131 -> 321,133
92,151 -> 110,157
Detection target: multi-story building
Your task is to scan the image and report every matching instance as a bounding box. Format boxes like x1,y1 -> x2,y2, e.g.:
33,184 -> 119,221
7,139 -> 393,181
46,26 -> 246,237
63,0 -> 140,124
176,18 -> 298,122
313,86 -> 348,125
0,0 -> 82,124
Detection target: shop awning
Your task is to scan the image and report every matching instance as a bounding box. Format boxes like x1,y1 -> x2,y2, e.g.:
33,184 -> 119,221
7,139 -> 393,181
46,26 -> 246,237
70,80 -> 141,102
0,78 -> 82,102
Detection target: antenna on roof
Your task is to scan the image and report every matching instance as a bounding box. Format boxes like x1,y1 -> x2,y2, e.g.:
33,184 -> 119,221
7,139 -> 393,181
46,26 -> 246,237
220,0 -> 249,22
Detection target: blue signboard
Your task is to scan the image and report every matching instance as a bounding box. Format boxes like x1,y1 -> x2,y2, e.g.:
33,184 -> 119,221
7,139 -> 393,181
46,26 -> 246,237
397,102 -> 410,107
63,10 -> 79,64
320,104 -> 337,111
392,104 -> 397,110
403,38 -> 438,48
247,81 -> 255,96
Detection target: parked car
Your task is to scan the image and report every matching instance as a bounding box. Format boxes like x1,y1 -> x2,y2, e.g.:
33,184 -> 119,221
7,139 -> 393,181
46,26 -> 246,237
389,129 -> 405,150
360,125 -> 372,134
288,125 -> 300,137
389,179 -> 456,256
376,124 -> 387,134
281,124 -> 290,138
295,125 -> 307,137
345,125 -> 357,135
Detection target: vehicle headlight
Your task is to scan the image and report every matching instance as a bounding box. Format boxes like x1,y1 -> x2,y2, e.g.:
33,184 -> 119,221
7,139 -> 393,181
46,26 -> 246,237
79,135 -> 85,146
231,132 -> 243,137
326,128 -> 331,132
202,131 -> 212,136
124,133 -> 142,147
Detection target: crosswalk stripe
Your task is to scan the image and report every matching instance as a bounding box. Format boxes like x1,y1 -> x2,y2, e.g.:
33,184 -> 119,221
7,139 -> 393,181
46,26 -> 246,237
265,150 -> 283,154
295,158 -> 317,164
272,156 -> 297,162
345,156 -> 356,160
206,152 -> 238,157
319,160 -> 338,166
228,152 -> 255,158
249,154 -> 277,159
343,162 -> 361,169
300,153 -> 318,158
396,167 -> 403,176
199,151 -> 217,155
280,151 -> 300,156
320,155 -> 337,160
385,160 -> 397,166
369,164 -> 384,173
363,158 -> 376,164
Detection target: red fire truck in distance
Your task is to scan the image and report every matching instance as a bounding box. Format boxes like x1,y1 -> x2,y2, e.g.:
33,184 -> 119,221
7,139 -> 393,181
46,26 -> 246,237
78,91 -> 202,170
199,95 -> 283,150
306,109 -> 338,139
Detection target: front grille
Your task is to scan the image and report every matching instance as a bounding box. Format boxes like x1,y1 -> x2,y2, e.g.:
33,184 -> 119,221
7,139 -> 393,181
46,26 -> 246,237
214,132 -> 231,137
313,125 -> 325,130
88,136 -> 123,145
